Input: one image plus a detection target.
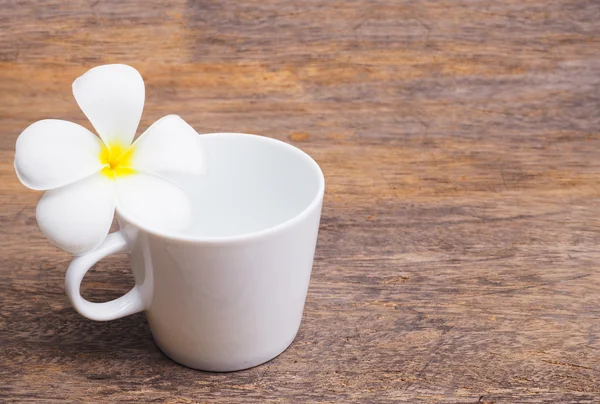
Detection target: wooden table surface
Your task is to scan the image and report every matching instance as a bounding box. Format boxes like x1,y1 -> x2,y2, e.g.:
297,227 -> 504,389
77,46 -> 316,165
2,1 -> 600,402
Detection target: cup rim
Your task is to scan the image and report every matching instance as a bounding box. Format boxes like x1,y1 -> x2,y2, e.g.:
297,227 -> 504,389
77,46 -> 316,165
117,132 -> 325,245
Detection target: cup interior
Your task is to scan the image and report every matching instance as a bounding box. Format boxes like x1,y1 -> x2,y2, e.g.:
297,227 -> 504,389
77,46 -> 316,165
168,133 -> 324,239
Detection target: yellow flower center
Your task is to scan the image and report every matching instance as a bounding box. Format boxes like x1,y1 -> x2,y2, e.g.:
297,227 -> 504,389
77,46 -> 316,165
99,141 -> 136,179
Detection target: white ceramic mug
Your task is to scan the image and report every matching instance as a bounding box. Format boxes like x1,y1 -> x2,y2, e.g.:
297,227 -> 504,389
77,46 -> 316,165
65,133 -> 325,371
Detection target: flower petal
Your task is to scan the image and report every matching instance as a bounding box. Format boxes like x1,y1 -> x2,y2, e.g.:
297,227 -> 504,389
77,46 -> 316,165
116,173 -> 192,233
36,173 -> 116,255
72,64 -> 145,147
129,115 -> 206,176
15,119 -> 105,190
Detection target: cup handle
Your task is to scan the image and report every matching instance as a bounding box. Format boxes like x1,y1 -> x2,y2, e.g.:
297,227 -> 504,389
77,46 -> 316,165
65,231 -> 145,321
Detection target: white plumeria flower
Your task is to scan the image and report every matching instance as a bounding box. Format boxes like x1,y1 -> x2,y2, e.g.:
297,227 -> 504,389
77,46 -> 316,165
14,64 -> 205,255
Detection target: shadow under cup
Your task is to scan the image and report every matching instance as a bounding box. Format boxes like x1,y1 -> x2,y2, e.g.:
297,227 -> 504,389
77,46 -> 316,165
122,133 -> 325,371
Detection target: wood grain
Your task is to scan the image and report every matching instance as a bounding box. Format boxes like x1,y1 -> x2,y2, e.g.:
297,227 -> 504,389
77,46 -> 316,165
2,0 -> 600,402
